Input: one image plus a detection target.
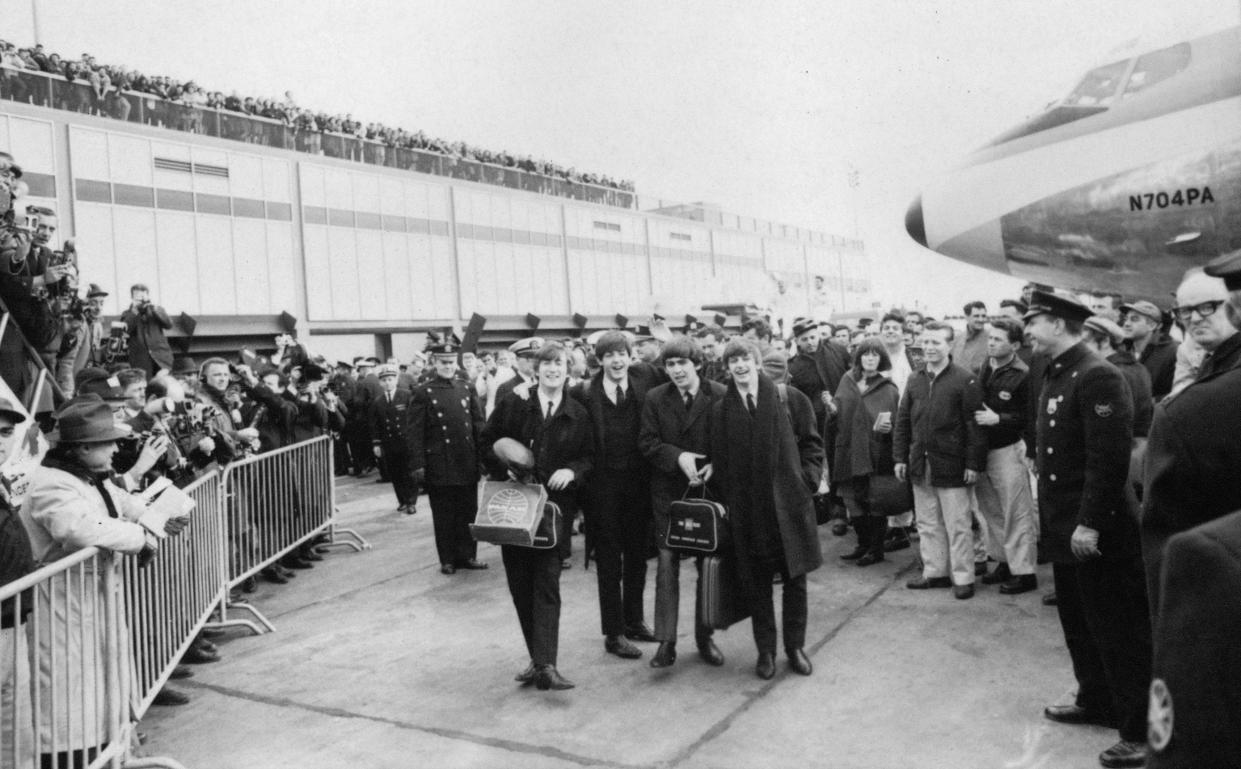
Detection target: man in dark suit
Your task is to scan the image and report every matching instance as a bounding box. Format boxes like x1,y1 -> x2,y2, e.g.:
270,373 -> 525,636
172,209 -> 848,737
411,339 -> 488,575
329,361 -> 356,476
572,330 -> 663,660
787,318 -> 849,431
1142,252 -> 1241,614
638,336 -> 728,669
1023,292 -> 1150,769
1146,509 -> 1241,768
345,356 -> 380,476
119,283 -> 174,377
368,364 -> 417,514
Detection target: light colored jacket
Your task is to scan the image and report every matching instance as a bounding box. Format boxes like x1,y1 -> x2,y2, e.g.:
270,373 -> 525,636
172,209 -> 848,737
20,465 -> 150,564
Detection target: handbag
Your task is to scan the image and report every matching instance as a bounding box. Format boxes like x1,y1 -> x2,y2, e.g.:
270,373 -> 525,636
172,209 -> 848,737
470,480 -> 548,547
664,486 -> 729,554
867,474 -> 913,517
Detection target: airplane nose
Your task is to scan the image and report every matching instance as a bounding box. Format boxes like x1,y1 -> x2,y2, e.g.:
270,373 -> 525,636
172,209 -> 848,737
905,195 -> 927,247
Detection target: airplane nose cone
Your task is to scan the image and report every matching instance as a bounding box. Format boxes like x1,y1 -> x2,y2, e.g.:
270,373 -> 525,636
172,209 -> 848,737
905,196 -> 927,247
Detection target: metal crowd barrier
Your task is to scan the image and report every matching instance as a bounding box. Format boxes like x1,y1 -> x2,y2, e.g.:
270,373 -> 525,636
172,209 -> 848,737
1,548 -> 185,769
211,435 -> 369,634
122,473 -> 226,720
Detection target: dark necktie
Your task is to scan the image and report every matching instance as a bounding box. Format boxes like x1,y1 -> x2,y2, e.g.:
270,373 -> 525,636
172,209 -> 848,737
684,391 -> 693,412
544,400 -> 553,421
387,392 -> 393,404
746,393 -> 756,417
615,386 -> 626,408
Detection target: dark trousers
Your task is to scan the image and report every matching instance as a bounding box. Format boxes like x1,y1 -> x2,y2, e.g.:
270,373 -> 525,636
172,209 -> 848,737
742,552 -> 808,655
427,484 -> 477,566
586,470 -> 652,636
653,547 -> 712,643
382,449 -> 415,506
500,544 -> 562,666
855,515 -> 887,557
1053,557 -> 1152,742
332,434 -> 352,474
345,419 -> 372,472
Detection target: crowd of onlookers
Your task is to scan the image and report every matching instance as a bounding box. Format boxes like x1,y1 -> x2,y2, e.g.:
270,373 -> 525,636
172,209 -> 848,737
0,38 -> 635,196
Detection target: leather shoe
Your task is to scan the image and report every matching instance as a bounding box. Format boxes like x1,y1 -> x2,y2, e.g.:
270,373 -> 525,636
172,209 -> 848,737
981,562 -> 1011,585
605,635 -> 642,659
283,556 -> 314,570
855,552 -> 884,567
169,665 -> 194,680
152,687 -> 190,706
403,504 -> 417,516
696,638 -> 724,666
275,564 -> 296,578
457,558 -> 489,570
787,648 -> 813,676
195,639 -> 218,654
182,646 -> 219,664
301,549 -> 324,562
624,623 -> 657,643
883,534 -> 911,553
241,576 -> 257,593
953,583 -> 975,600
649,642 -> 677,668
1099,740 -> 1147,768
440,564 -> 456,575
755,652 -> 776,680
973,561 -> 989,577
839,546 -> 866,561
906,576 -> 951,590
999,574 -> 1039,595
514,662 -> 537,685
1042,591 -> 1058,606
261,567 -> 288,585
534,665 -> 575,691
1043,704 -> 1115,728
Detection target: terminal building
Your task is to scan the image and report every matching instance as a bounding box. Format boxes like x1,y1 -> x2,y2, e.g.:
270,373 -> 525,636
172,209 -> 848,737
1,69 -> 869,361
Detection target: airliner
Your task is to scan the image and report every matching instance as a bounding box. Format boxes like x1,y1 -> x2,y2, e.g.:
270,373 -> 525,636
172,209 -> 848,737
906,23 -> 1241,299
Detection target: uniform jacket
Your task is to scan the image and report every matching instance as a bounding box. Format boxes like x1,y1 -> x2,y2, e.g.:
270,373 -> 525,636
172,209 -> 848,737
892,362 -> 986,487
482,389 -> 594,494
1136,332 -> 1178,401
1035,342 -> 1135,564
787,341 -> 849,428
638,379 -> 728,529
709,374 -> 824,586
1147,509 -> 1241,769
977,354 -> 1030,450
830,371 -> 899,481
1107,349 -> 1153,438
1196,331 -> 1241,381
410,375 -> 486,486
368,388 -> 416,454
1141,364 -> 1241,613
119,303 -> 174,375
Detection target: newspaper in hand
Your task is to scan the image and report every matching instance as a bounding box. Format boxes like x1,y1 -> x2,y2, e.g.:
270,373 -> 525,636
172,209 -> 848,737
137,477 -> 196,538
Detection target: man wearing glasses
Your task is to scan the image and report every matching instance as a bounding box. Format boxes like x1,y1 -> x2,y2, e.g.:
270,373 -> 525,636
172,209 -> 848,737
1171,270 -> 1240,381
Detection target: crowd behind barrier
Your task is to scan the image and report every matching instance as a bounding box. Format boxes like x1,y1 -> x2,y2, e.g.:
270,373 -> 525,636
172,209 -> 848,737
0,38 -> 636,209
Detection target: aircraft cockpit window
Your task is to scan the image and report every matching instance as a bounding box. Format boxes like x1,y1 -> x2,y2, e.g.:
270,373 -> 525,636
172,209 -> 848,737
1123,43 -> 1191,97
1063,59 -> 1129,107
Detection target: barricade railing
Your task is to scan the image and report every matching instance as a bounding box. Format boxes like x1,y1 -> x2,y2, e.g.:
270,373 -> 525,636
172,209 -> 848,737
1,547 -> 185,769
122,472 -> 226,720
211,435 -> 369,634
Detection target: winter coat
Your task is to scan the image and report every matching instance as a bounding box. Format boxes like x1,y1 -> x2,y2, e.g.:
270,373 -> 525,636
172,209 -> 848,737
831,371 -> 900,482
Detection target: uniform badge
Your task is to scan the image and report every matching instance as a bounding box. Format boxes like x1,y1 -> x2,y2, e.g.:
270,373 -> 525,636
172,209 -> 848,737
1046,400 -> 1057,416
998,391 -> 1011,401
1148,678 -> 1173,751
1095,403 -> 1114,418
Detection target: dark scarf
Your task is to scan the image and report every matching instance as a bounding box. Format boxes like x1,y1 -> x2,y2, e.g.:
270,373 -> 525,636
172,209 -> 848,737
43,451 -> 122,519
722,374 -> 780,513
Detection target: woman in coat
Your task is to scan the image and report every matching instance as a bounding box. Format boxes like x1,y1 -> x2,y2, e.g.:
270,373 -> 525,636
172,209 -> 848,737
482,343 -> 593,692
709,339 -> 824,680
19,397 -> 187,767
831,338 -> 901,565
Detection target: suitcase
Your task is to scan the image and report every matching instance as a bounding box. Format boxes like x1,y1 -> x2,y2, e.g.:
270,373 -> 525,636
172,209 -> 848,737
664,490 -> 729,554
470,480 -> 548,547
699,553 -> 751,630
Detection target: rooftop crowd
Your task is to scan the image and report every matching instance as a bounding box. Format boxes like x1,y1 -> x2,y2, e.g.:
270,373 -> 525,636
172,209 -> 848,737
3,135 -> 1240,765
0,37 -> 636,201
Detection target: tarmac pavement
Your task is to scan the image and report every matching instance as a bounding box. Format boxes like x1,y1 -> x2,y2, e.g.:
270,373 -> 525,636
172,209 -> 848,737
140,474 -> 1119,769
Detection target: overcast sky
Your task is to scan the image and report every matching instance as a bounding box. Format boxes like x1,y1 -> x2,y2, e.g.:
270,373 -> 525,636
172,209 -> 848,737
6,0 -> 1236,315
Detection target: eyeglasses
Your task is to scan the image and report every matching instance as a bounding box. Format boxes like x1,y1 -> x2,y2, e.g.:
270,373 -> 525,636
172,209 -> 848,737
1171,300 -> 1225,322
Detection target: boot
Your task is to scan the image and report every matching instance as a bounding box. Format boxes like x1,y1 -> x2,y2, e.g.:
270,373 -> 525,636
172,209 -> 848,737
841,517 -> 868,560
856,518 -> 886,566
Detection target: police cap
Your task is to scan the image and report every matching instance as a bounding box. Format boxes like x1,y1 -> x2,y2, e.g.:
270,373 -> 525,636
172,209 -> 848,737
1204,248 -> 1241,291
1023,290 -> 1093,323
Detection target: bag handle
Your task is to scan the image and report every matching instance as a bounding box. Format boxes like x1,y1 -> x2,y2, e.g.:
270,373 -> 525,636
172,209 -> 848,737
681,483 -> 713,501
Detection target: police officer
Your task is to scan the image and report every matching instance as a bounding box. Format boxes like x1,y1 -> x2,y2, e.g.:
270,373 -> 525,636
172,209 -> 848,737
368,364 -> 417,514
411,338 -> 488,575
1023,291 -> 1151,769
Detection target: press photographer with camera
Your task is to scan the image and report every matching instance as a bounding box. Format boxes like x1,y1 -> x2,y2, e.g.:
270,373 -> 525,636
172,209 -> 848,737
120,283 -> 174,377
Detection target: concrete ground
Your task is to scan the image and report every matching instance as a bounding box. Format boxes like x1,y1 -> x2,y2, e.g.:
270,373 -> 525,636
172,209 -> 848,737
140,475 -> 1118,769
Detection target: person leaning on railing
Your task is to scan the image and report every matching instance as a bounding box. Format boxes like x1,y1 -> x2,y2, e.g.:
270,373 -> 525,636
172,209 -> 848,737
18,396 -> 188,767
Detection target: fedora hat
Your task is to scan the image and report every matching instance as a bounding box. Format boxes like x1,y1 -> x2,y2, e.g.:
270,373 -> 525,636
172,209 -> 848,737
0,396 -> 26,424
49,399 -> 132,443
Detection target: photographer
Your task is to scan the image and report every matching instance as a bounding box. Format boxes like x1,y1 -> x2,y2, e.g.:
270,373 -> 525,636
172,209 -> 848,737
120,283 -> 173,377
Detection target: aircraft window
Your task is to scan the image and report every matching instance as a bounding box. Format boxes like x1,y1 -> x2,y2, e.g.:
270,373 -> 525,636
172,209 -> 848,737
1123,42 -> 1191,96
1063,59 -> 1129,107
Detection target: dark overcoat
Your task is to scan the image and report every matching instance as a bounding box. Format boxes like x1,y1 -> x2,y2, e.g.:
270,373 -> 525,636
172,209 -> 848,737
482,390 -> 594,498
1141,364 -> 1241,612
788,340 -> 849,428
1035,342 -> 1134,565
409,375 -> 486,486
572,360 -> 663,465
638,379 -> 728,533
709,374 -> 823,589
830,371 -> 899,481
